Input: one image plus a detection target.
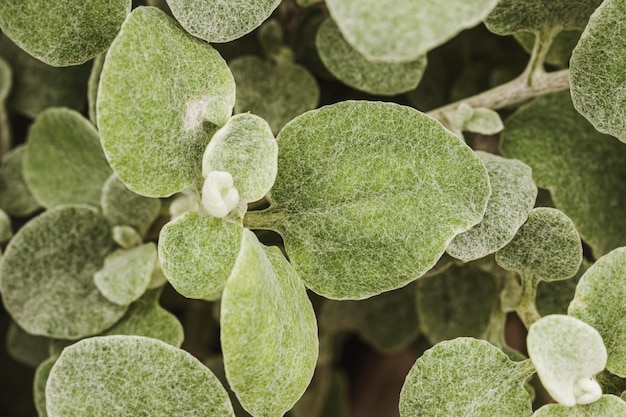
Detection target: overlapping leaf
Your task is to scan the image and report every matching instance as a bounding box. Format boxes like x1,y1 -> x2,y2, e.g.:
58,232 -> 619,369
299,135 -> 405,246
0,57 -> 10,155
532,395 -> 626,417
0,146 -> 39,217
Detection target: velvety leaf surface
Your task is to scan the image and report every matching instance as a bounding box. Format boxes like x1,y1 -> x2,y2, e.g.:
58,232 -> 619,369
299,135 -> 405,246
315,18 -> 427,95
249,101 -> 490,299
399,338 -> 534,417
570,0 -> 626,143
97,7 -> 236,197
46,335 -> 235,416
166,0 -> 281,43
568,247 -> 626,377
416,265 -> 498,344
6,321 -> 50,368
500,91 -> 626,257
229,55 -> 319,135
0,145 -> 39,216
202,113 -> 277,203
0,0 -> 130,66
325,0 -> 500,62
34,357 -> 56,417
447,152 -> 536,261
221,230 -> 318,417
23,108 -> 112,209
532,395 -> 626,417
0,205 -> 127,339
159,210 -> 243,299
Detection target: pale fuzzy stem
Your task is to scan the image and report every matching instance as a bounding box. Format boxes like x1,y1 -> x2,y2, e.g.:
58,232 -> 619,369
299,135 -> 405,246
514,273 -> 542,330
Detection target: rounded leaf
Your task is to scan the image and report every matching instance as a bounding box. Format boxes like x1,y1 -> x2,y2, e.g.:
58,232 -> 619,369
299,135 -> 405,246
46,335 -> 235,416
0,145 -> 40,217
532,395 -> 626,417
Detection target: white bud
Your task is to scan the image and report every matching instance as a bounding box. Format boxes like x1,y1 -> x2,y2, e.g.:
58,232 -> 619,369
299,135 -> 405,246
201,171 -> 240,218
573,376 -> 603,405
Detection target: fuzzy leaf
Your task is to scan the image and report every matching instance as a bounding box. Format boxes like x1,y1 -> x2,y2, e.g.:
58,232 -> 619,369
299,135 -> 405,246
247,101 -> 490,299
46,335 -> 235,416
570,0 -> 626,143
527,315 -> 607,407
500,91 -> 626,257
0,205 -> 127,339
447,152 -> 536,261
325,0 -> 500,62
87,52 -> 105,126
315,17 -> 427,95
464,108 -> 505,135
34,357 -> 55,417
97,7 -> 236,197
399,338 -> 534,417
532,395 -> 626,417
0,145 -> 40,217
569,247 -> 626,377
166,0 -> 281,43
159,210 -> 243,299
221,230 -> 318,417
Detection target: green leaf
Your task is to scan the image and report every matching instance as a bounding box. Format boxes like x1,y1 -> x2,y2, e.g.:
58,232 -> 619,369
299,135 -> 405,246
94,243 -> 157,306
112,225 -> 143,249
165,0 -> 281,43
23,108 -> 112,209
447,151 -> 536,262
221,230 -> 318,417
202,113 -> 277,204
6,321 -> 49,368
46,335 -> 235,416
0,205 -> 127,339
97,6 -> 236,197
463,108 -> 505,135
247,101 -> 490,299
495,208 -> 582,282
0,145 -> 39,217
204,356 -> 254,417
532,395 -> 626,417
0,208 -> 11,242
500,91 -> 626,257
87,52 -> 105,126
416,265 -> 498,344
0,0 -> 130,66
527,315 -> 606,406
399,338 -> 534,417
570,0 -> 626,143
315,17 -> 427,96
536,261 -> 588,316
485,0 -> 602,35
229,55 -> 319,135
325,0 -> 500,62
34,357 -> 56,417
159,210 -> 243,299
568,247 -> 626,377
0,57 -> 11,156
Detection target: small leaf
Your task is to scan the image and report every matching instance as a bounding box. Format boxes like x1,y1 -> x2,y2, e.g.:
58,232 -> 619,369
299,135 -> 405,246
112,225 -> 143,249
0,57 -> 11,156
399,338 -> 534,417
34,357 -> 56,417
570,0 -> 626,143
568,247 -> 626,377
464,108 -> 505,135
0,208 -> 11,242
315,17 -> 427,96
158,210 -> 243,299
532,395 -> 626,417
447,151 -> 537,262
23,108 -> 112,209
0,205 -> 127,339
87,52 -> 105,126
46,335 -> 235,416
5,321 -> 49,368
0,145 -> 39,217
165,0 -> 281,43
527,315 -> 607,406
221,230 -> 318,417
97,7 -> 236,197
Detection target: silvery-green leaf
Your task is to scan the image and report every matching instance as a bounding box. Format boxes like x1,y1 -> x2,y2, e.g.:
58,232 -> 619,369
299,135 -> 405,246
0,205 -> 127,339
23,108 -> 112,209
5,321 -> 49,368
570,0 -> 626,143
0,0 -> 130,66
202,113 -> 277,203
500,91 -> 626,257
315,18 -> 427,96
246,101 -> 490,299
159,210 -> 243,299
0,56 -> 10,102
485,0 -> 602,35
87,52 -> 105,126
532,395 -> 626,417
496,208 -> 581,282
112,225 -> 143,249
230,55 -> 319,135
94,243 -> 157,306
325,0 -> 500,62
399,338 -> 534,417
527,315 -> 606,407
416,265 -> 498,344
0,145 -> 39,217
447,152 -> 536,262
222,230 -> 318,417
0,208 -> 11,242
204,356 -> 254,417
34,356 -> 55,417
101,174 -> 161,235
463,108 -> 505,135
569,247 -> 626,377
97,7 -> 236,197
165,0 -> 281,43
46,335 -> 235,416
515,30 -> 582,67
0,57 -> 11,156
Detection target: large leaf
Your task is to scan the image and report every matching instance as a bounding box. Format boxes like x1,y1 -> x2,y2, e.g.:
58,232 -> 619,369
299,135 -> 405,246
246,101 -> 490,299
97,7 -> 236,197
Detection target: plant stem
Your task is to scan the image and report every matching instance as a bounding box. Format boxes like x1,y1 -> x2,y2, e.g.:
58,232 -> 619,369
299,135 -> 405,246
514,273 -> 542,330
